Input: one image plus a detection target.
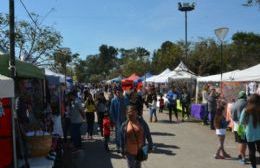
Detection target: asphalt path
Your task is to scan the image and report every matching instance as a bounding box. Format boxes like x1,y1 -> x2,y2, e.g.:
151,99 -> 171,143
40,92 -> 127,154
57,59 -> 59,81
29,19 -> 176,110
62,108 -> 259,168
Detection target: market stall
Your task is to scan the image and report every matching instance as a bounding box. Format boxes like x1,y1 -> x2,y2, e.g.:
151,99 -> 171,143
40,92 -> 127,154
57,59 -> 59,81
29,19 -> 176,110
0,55 -> 53,167
0,74 -> 14,167
121,73 -> 141,90
146,68 -> 171,83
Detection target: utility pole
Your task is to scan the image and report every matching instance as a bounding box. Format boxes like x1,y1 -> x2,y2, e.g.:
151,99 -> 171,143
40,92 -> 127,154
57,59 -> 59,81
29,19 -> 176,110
9,0 -> 17,167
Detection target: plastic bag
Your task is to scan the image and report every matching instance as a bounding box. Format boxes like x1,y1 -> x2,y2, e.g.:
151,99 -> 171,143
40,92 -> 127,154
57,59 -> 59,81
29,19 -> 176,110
237,124 -> 245,138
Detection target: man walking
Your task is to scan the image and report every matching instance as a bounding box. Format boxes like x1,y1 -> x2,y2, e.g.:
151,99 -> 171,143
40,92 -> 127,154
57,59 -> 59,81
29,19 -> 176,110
110,86 -> 127,153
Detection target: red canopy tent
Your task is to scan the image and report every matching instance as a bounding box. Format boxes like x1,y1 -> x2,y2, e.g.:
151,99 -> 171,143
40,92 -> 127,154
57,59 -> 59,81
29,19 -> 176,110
121,73 -> 142,90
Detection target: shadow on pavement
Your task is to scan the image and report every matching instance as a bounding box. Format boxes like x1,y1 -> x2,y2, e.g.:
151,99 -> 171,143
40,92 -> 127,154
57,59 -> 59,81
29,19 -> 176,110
154,142 -> 180,149
151,132 -> 175,137
152,148 -> 176,156
63,139 -> 116,168
157,119 -> 178,124
150,142 -> 179,156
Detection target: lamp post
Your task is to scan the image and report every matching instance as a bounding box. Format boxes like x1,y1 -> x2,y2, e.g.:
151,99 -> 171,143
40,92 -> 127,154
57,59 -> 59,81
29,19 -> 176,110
144,56 -> 149,87
214,27 -> 229,94
178,2 -> 195,63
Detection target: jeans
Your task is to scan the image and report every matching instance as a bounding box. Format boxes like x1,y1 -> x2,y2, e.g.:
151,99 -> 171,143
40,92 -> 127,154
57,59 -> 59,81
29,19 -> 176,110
97,112 -> 105,136
209,110 -> 215,129
149,107 -> 157,119
202,104 -> 208,124
247,140 -> 260,168
168,104 -> 178,121
126,154 -> 141,168
71,123 -> 82,148
86,113 -> 95,136
115,124 -> 121,150
104,135 -> 110,151
63,117 -> 71,143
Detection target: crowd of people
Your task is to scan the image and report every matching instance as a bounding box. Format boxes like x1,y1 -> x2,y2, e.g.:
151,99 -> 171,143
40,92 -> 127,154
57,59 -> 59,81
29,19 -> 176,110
201,84 -> 260,168
62,84 -> 154,168
47,82 -> 260,168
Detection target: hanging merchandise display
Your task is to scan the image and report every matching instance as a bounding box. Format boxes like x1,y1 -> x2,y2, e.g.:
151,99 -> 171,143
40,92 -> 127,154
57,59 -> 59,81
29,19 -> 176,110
0,98 -> 13,167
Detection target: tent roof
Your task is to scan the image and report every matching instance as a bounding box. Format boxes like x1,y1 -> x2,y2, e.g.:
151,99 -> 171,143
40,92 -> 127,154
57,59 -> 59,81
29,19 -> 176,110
45,69 -> 65,83
174,61 -> 195,74
168,71 -> 197,80
126,73 -> 140,81
106,76 -> 122,84
0,55 -> 44,79
232,64 -> 260,81
197,70 -> 239,82
122,73 -> 140,84
146,68 -> 171,82
154,71 -> 175,83
0,74 -> 14,98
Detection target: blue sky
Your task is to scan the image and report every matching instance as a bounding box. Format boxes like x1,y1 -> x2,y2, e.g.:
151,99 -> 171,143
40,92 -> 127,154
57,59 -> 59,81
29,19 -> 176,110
1,0 -> 260,59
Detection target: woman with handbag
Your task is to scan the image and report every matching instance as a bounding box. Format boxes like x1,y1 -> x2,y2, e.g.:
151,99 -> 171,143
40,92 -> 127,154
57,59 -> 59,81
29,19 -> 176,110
121,105 -> 153,168
240,94 -> 260,168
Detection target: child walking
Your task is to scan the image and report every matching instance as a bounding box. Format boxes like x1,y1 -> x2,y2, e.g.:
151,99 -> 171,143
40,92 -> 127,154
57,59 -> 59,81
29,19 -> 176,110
149,93 -> 158,122
214,100 -> 231,159
159,95 -> 164,113
103,112 -> 111,152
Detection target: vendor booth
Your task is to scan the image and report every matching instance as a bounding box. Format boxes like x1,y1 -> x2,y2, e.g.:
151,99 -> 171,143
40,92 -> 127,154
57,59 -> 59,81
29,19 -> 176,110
146,68 -> 171,83
121,73 -> 141,90
194,64 -> 260,128
0,74 -> 15,98
0,55 -> 54,167
0,74 -> 14,167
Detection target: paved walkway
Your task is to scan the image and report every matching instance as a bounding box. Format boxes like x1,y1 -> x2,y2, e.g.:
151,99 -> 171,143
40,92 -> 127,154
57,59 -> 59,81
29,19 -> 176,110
63,109 -> 256,168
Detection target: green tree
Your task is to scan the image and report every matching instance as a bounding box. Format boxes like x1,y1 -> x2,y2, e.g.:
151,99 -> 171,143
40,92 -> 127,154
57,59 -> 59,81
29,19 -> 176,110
230,32 -> 260,69
0,13 -> 62,66
53,47 -> 79,75
98,45 -> 118,75
74,59 -> 87,82
151,41 -> 183,73
243,0 -> 260,7
119,47 -> 150,76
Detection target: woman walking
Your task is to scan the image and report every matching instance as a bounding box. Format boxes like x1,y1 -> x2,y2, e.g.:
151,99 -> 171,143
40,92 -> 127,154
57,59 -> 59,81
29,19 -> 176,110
96,92 -> 107,137
84,93 -> 96,140
121,105 -> 153,168
69,91 -> 85,152
240,94 -> 260,168
214,100 -> 231,159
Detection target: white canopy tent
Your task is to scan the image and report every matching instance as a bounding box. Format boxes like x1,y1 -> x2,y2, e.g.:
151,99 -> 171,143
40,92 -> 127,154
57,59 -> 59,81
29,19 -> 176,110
232,64 -> 260,82
168,61 -> 197,80
196,70 -> 240,82
45,69 -> 66,83
0,74 -> 14,98
146,68 -> 171,83
153,71 -> 175,83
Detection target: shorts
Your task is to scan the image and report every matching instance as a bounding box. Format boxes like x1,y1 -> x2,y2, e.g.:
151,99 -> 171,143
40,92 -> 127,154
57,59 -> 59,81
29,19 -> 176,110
216,129 -> 226,135
234,131 -> 247,143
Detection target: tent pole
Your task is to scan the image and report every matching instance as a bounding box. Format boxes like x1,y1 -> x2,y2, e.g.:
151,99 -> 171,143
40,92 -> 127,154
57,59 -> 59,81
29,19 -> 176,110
195,81 -> 199,104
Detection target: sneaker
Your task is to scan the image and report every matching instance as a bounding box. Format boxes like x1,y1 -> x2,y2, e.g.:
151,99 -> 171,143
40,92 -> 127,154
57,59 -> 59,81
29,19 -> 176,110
214,155 -> 224,159
239,158 -> 246,165
223,153 -> 231,158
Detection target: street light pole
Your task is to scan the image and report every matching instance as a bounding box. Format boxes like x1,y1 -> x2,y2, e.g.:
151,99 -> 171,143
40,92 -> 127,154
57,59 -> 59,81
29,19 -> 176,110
9,0 -> 17,167
178,2 -> 195,63
214,27 -> 229,95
